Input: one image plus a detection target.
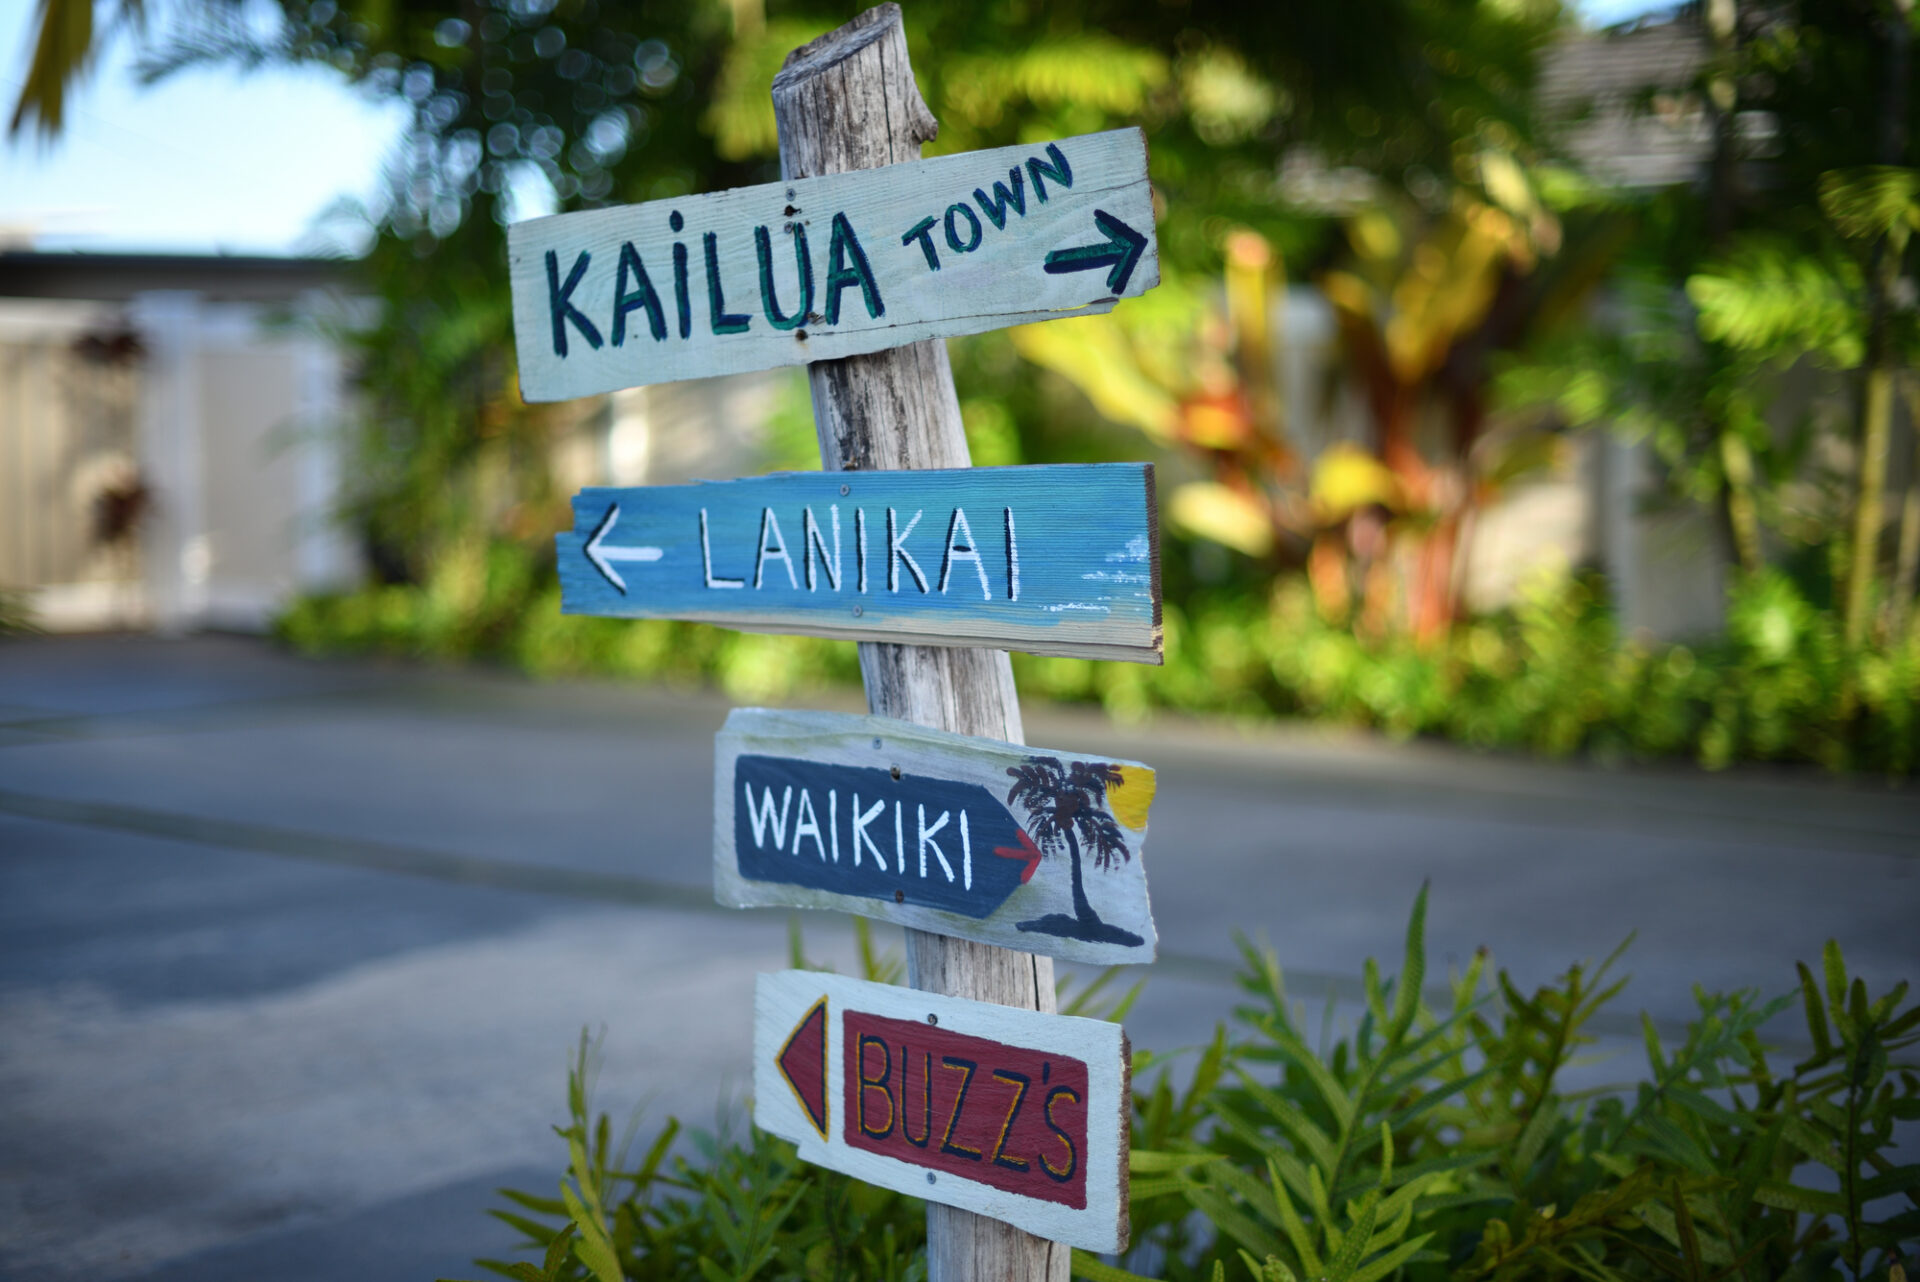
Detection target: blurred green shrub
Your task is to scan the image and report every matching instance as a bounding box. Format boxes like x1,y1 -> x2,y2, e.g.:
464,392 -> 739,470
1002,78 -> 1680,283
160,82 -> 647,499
278,545 -> 861,705
452,1035 -> 927,1282
445,890 -> 1918,1282
278,559 -> 1920,773
1013,565 -> 1920,775
0,587 -> 38,637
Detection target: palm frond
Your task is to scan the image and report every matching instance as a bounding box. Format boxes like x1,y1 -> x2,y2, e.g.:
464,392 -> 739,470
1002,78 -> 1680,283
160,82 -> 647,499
9,0 -> 144,139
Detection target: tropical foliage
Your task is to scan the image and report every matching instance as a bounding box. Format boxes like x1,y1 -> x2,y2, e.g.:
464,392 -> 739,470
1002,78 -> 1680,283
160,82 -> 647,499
447,892 -> 1918,1281
12,0 -> 1920,772
1495,0 -> 1920,656
279,562 -> 1920,773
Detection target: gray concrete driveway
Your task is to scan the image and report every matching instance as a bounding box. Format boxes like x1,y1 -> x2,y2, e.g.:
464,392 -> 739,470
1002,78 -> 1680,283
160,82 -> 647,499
1,633 -> 1913,1280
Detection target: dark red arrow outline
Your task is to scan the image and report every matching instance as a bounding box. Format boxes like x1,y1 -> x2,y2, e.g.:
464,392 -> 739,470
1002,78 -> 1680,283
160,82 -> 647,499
992,829 -> 1044,884
776,995 -> 829,1138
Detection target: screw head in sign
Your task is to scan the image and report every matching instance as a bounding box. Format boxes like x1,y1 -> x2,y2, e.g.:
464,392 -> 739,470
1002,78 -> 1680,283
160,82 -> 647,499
840,483 -> 850,496
890,766 -> 901,780
871,737 -> 881,748
926,1013 -> 938,1025
852,604 -> 863,617
926,1171 -> 936,1184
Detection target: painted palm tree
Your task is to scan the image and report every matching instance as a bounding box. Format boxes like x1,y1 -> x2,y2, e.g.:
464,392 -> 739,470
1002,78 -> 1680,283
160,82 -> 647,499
1005,756 -> 1143,947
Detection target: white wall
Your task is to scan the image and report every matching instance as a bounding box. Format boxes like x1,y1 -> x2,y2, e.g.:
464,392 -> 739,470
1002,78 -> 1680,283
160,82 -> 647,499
0,292 -> 359,632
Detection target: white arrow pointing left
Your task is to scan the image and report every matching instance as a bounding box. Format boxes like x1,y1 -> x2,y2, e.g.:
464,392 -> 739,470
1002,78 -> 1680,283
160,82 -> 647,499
584,504 -> 663,594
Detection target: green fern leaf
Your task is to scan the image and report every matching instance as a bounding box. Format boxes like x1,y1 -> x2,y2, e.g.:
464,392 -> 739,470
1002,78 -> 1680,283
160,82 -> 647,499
1797,962 -> 1834,1060
1325,1191 -> 1381,1281
1753,1181 -> 1847,1216
542,1223 -> 578,1277
1132,1149 -> 1225,1173
1347,1231 -> 1436,1282
1069,1251 -> 1166,1282
1266,1157 -> 1324,1276
1228,1065 -> 1340,1168
1389,883 -> 1428,1040
1179,1176 -> 1286,1260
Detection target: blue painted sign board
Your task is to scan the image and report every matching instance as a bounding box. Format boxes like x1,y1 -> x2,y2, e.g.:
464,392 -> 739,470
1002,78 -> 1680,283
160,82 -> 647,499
714,708 -> 1159,966
557,463 -> 1160,663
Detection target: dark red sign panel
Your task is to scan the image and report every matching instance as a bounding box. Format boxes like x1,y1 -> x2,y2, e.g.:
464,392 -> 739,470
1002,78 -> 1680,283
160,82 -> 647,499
841,1010 -> 1090,1209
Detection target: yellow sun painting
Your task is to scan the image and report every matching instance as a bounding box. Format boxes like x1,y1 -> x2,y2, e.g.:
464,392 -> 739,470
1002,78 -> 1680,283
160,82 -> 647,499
1104,765 -> 1155,831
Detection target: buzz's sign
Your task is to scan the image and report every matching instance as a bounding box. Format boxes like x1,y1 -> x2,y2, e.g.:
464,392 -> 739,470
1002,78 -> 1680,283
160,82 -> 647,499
507,128 -> 1156,401
755,969 -> 1130,1253
714,708 -> 1158,966
556,463 -> 1161,662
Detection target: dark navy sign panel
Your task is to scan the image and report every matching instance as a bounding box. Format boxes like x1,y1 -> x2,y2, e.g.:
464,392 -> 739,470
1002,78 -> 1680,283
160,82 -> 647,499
556,463 -> 1160,663
714,708 -> 1159,967
733,755 -> 1029,919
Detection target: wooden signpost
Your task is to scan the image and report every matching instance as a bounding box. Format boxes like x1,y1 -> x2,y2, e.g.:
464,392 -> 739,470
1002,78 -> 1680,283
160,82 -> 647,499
508,128 -> 1157,402
557,464 -> 1161,662
755,970 -> 1130,1254
715,708 -> 1157,965
508,6 -> 1163,1276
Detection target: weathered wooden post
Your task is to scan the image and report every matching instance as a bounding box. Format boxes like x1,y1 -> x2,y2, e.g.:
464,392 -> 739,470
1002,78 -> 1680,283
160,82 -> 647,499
771,8 -> 1068,1279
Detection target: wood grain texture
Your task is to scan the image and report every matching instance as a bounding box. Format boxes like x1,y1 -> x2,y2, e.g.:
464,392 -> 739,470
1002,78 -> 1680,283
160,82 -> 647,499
754,970 -> 1130,1254
507,125 -> 1156,402
773,8 -> 1071,1279
556,465 -> 1161,662
714,707 -> 1159,965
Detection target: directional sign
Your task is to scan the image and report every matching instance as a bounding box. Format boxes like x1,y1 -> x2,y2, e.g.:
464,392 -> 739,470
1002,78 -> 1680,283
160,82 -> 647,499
557,463 -> 1161,663
715,708 -> 1157,965
508,128 -> 1157,402
755,970 -> 1130,1253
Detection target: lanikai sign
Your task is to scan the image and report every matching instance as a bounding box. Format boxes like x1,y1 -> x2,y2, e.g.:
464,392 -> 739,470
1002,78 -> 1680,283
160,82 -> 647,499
508,127 -> 1156,401
714,708 -> 1158,965
557,463 -> 1161,662
756,970 -> 1130,1253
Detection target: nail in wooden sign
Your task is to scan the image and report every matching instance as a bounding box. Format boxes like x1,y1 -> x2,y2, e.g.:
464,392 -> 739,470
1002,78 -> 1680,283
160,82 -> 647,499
715,708 -> 1158,965
508,127 -> 1157,402
557,463 -> 1160,663
755,970 -> 1130,1253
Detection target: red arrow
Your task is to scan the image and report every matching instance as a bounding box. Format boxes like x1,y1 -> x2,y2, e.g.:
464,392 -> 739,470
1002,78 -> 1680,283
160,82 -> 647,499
776,996 -> 828,1138
992,829 -> 1044,884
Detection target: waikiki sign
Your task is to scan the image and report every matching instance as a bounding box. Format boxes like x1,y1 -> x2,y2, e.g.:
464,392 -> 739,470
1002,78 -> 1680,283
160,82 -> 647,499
508,128 -> 1156,401
714,708 -> 1158,966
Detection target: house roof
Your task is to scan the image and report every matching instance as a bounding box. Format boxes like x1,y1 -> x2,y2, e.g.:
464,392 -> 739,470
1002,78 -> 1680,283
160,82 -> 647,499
0,251 -> 355,304
1540,11 -> 1716,190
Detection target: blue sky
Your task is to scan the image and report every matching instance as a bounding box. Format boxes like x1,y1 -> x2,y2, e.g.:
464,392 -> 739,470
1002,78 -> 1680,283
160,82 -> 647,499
0,0 -> 407,254
1,0 -> 1676,257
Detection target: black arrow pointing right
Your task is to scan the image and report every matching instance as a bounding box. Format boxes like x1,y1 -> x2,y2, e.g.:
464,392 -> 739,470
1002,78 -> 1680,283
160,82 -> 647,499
1043,209 -> 1149,294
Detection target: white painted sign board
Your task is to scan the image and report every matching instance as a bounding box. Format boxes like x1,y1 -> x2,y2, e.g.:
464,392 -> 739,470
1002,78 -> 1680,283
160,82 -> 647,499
755,969 -> 1130,1253
508,127 -> 1157,401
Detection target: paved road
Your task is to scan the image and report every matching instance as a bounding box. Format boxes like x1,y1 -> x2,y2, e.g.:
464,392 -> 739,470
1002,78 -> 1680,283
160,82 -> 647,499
1,633 -> 1913,1280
